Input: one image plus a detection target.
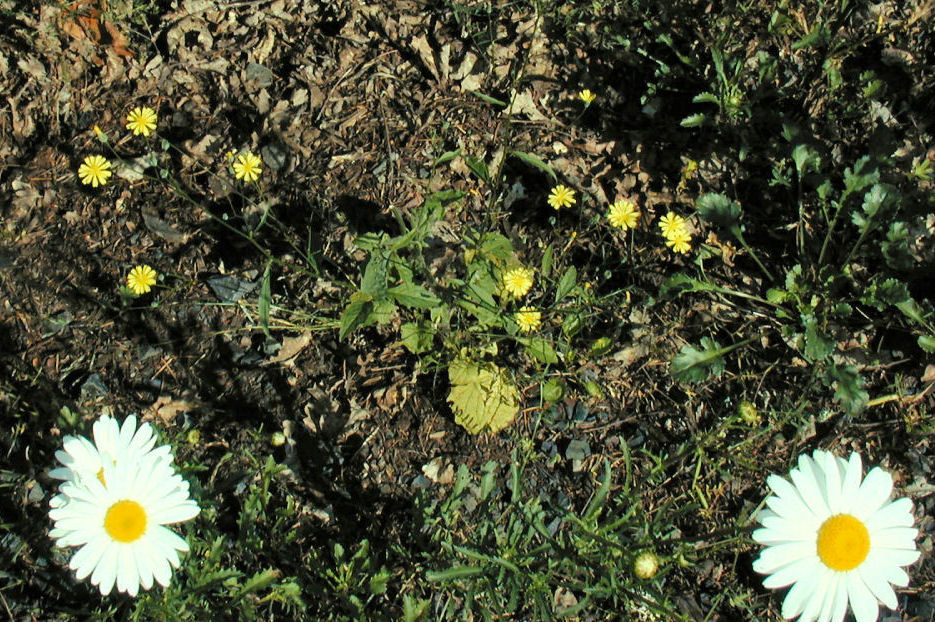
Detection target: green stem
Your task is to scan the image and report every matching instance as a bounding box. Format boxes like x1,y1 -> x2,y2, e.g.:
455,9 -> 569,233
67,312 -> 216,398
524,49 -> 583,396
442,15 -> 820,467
730,225 -> 774,282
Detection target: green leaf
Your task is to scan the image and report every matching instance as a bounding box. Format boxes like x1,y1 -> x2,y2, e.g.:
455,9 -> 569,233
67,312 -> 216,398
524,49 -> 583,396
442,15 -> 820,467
540,244 -> 554,278
470,91 -> 508,107
692,92 -> 719,105
465,155 -> 489,184
387,283 -> 441,309
660,273 -> 719,299
339,292 -> 374,340
696,193 -> 741,228
670,337 -> 727,383
582,459 -> 612,523
360,249 -> 389,297
400,321 -> 434,354
918,335 -> 935,353
520,336 -> 559,364
803,317 -> 834,361
258,261 -> 272,337
826,364 -> 868,415
507,150 -> 557,182
478,233 -> 514,263
432,149 -> 462,167
791,144 -> 820,177
680,113 -> 707,127
447,359 -> 520,434
540,378 -> 565,403
426,565 -> 486,581
555,266 -> 577,304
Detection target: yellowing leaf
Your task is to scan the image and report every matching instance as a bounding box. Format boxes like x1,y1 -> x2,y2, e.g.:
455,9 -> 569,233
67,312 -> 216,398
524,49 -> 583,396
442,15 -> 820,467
447,359 -> 519,434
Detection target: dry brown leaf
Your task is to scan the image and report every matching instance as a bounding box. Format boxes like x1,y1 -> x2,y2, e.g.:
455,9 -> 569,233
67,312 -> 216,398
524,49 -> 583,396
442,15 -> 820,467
264,334 -> 313,366
147,396 -> 201,425
922,364 -> 935,384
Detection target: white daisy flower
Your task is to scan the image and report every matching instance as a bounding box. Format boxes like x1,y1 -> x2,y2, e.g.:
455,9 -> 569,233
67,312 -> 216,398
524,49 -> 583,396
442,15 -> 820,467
753,450 -> 920,622
49,415 -> 172,487
49,455 -> 199,596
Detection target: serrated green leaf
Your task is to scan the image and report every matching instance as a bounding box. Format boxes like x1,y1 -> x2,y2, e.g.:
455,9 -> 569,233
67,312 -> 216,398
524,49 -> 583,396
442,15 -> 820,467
387,283 -> 440,309
508,150 -> 557,182
670,337 -> 727,383
555,266 -> 577,303
692,92 -> 719,105
447,359 -> 519,434
803,317 -> 834,361
826,364 -> 868,415
680,113 -> 706,127
792,144 -> 820,177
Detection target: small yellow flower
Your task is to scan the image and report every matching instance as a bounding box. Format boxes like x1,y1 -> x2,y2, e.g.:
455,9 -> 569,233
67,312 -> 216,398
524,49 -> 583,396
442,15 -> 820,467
125,107 -> 158,137
232,152 -> 263,183
548,185 -> 576,210
607,199 -> 640,231
578,89 -> 596,105
126,265 -> 158,296
665,229 -> 692,254
92,125 -> 104,137
502,267 -> 534,298
515,307 -> 542,333
658,212 -> 687,238
78,155 -> 112,188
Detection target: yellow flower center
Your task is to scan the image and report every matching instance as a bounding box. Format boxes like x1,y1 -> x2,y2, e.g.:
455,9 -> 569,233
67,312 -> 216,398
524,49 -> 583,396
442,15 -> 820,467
104,500 -> 147,542
816,514 -> 870,571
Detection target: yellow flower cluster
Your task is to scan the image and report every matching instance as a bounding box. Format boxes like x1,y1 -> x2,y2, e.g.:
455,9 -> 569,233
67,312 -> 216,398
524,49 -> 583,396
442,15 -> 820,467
658,211 -> 692,254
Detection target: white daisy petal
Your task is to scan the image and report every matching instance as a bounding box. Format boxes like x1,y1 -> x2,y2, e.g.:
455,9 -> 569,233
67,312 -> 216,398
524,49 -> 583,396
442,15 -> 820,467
869,527 -> 918,549
818,451 -> 843,514
879,563 -> 909,587
857,563 -> 898,609
753,541 -> 815,575
91,542 -> 119,595
798,565 -> 832,622
817,572 -> 841,622
117,545 -> 140,596
846,571 -> 879,622
838,453 -> 863,513
768,474 -> 820,523
865,497 -> 915,531
853,467 -> 893,521
830,574 -> 850,622
791,456 -> 831,519
873,547 -> 920,567
782,575 -> 819,619
762,555 -> 820,589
